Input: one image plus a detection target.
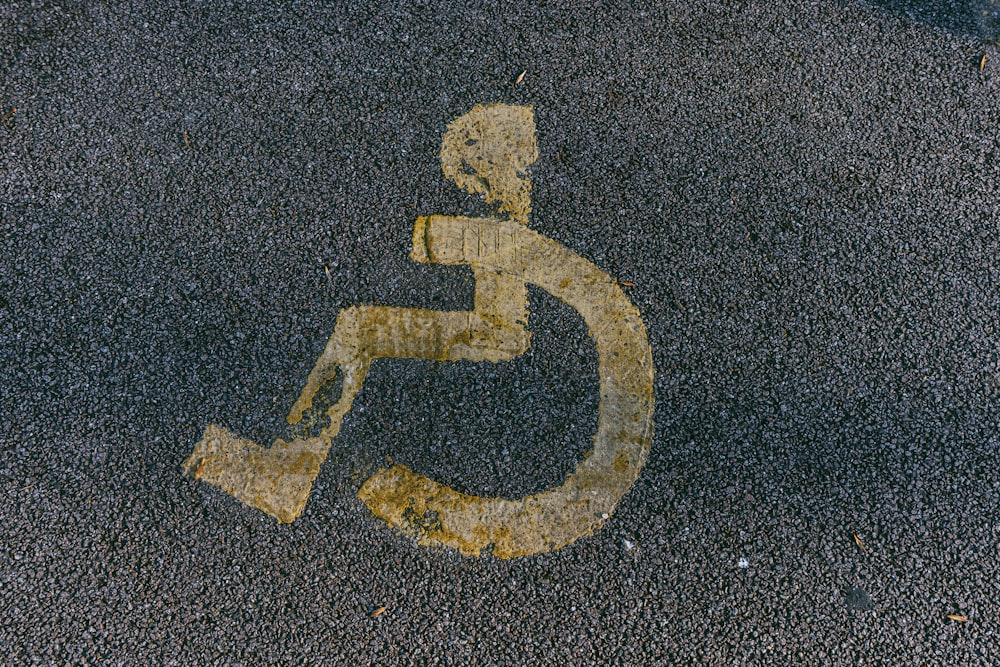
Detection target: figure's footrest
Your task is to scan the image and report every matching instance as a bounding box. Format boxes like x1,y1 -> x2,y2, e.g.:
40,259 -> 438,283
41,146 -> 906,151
183,424 -> 328,523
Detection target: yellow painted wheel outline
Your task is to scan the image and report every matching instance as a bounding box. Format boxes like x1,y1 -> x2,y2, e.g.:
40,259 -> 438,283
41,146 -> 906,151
357,215 -> 655,558
183,104 -> 655,558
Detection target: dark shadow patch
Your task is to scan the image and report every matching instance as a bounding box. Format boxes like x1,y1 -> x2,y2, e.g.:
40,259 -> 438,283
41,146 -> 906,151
860,0 -> 1000,39
845,585 -> 874,611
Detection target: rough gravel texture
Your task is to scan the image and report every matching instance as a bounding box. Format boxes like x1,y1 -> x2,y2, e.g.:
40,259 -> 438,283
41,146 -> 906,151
3,1 -> 1000,665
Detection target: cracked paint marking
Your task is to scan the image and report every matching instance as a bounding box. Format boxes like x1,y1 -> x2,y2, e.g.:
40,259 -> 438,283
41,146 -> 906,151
183,104 -> 655,558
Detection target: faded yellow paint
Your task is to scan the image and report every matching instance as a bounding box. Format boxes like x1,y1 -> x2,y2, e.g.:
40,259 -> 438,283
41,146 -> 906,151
183,103 -> 655,558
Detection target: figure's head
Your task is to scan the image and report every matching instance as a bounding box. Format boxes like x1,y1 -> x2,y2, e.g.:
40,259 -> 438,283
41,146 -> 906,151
440,104 -> 539,224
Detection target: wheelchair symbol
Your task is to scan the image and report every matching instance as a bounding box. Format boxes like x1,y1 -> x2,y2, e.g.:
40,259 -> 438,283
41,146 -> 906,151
184,104 -> 655,558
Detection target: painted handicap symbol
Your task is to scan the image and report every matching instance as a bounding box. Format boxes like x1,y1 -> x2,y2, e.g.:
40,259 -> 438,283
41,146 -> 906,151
183,104 -> 655,558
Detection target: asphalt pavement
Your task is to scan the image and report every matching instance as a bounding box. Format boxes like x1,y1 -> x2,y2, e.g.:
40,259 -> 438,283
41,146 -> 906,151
3,1 -> 1000,664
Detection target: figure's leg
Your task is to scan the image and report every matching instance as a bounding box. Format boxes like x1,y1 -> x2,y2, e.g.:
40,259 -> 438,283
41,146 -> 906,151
184,303 -> 475,525
286,304 -> 478,428
286,305 -> 367,426
289,216 -> 536,428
